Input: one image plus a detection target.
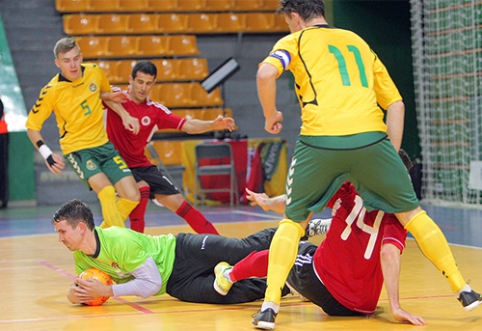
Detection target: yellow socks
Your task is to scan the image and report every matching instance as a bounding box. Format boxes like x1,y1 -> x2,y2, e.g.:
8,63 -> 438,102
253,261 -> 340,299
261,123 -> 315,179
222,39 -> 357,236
264,219 -> 305,306
405,210 -> 466,293
117,197 -> 139,221
98,185 -> 125,228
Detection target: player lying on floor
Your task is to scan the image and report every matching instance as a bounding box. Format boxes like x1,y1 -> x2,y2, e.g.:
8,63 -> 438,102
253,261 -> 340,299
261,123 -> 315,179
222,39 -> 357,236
213,179 -> 427,326
52,199 -> 322,305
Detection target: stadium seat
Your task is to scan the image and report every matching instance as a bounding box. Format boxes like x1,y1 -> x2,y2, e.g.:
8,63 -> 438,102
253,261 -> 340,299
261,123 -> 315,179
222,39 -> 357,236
261,0 -> 280,11
56,0 -> 90,13
167,35 -> 200,56
151,59 -> 180,82
146,140 -> 184,166
244,12 -> 274,32
89,0 -> 120,12
128,13 -> 158,34
217,13 -> 245,33
157,13 -> 188,34
138,35 -> 170,56
272,14 -> 289,32
186,13 -> 217,34
115,60 -> 137,82
76,36 -> 109,59
151,83 -> 192,108
97,14 -> 129,34
97,60 -> 118,82
107,36 -> 138,57
205,0 -> 235,11
148,0 -> 177,12
63,14 -> 100,35
118,0 -> 150,11
234,0 -> 262,11
178,58 -> 208,81
190,83 -> 223,107
177,0 -> 206,12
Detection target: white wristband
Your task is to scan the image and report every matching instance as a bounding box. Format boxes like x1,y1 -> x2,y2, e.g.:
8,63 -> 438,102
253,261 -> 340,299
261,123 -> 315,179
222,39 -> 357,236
39,144 -> 53,160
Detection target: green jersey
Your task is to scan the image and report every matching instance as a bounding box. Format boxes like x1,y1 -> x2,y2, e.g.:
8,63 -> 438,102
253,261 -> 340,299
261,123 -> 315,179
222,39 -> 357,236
73,226 -> 177,295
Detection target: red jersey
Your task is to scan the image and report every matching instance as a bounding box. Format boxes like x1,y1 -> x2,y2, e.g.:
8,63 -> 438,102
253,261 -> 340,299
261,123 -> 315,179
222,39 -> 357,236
105,87 -> 186,168
313,181 -> 407,314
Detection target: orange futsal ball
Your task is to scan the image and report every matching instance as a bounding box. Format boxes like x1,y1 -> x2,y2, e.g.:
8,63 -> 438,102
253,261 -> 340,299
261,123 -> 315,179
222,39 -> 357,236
78,268 -> 113,306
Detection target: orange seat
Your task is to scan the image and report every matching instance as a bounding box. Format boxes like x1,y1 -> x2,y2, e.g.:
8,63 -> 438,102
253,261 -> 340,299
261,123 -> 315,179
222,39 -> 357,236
76,36 -> 109,59
138,35 -> 170,56
151,83 -> 192,108
89,0 -> 120,12
205,0 -> 235,11
97,14 -> 129,34
167,35 -> 200,56
148,0 -> 177,12
190,83 -> 223,107
261,0 -> 280,11
108,36 -> 138,57
96,60 -> 118,82
186,13 -> 217,33
115,60 -> 138,82
235,0 -> 262,11
128,13 -> 158,34
151,59 -> 180,82
244,12 -> 274,32
178,58 -> 208,81
157,13 -> 187,34
273,13 -> 289,32
63,14 -> 100,35
217,13 -> 245,33
118,0 -> 150,11
56,0 -> 90,13
177,0 -> 206,11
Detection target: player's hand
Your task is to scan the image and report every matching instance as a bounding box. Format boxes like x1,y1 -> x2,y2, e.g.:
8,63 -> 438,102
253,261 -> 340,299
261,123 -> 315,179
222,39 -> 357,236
123,115 -> 140,134
265,111 -> 283,134
74,278 -> 112,302
392,307 -> 427,326
45,153 -> 65,174
245,188 -> 271,211
212,115 -> 235,132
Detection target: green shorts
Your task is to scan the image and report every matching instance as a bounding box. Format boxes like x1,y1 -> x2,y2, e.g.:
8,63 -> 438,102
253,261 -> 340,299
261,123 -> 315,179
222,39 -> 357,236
285,135 -> 420,222
65,142 -> 132,190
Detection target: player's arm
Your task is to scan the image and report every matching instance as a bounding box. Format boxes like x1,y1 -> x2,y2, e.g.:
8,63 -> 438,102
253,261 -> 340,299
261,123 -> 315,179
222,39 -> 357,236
101,93 -> 140,135
257,63 -> 283,134
380,243 -> 427,325
181,116 -> 235,134
26,129 -> 65,174
245,188 -> 287,214
385,100 -> 405,152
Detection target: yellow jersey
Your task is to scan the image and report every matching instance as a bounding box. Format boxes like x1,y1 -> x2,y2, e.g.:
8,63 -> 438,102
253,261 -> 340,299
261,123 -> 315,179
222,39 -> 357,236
262,24 -> 402,136
26,63 -> 112,154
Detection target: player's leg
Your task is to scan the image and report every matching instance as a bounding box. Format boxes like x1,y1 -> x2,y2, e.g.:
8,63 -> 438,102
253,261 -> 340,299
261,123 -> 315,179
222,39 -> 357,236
128,180 -> 150,233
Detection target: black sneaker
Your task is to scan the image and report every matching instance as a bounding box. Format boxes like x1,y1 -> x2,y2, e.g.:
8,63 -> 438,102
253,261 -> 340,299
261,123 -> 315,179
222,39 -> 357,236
252,308 -> 277,330
458,290 -> 482,311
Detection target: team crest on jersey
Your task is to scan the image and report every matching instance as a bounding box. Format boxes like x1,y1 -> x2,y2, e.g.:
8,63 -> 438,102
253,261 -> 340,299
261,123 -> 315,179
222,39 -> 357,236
86,160 -> 97,171
141,116 -> 151,126
89,82 -> 98,92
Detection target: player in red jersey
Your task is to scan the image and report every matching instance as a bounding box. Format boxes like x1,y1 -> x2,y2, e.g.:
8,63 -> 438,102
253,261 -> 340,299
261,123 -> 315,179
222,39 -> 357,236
104,60 -> 235,234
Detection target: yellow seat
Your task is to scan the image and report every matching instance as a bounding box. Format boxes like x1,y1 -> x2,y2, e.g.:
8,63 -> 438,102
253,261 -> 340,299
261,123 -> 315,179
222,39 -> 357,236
97,14 -> 129,34
178,58 -> 208,81
76,36 -> 109,59
244,12 -> 274,32
167,35 -> 200,56
272,13 -> 289,32
261,0 -> 280,11
186,13 -> 217,34
148,0 -> 177,12
128,13 -> 158,34
177,0 -> 206,12
151,83 -> 192,108
157,13 -> 187,34
190,83 -> 223,107
217,13 -> 245,33
89,0 -> 120,12
115,60 -> 138,82
118,0 -> 150,11
151,59 -> 180,82
56,0 -> 90,13
107,36 -> 138,57
205,0 -> 235,11
138,35 -> 170,57
63,14 -> 100,35
234,0 -> 262,11
96,60 -> 118,82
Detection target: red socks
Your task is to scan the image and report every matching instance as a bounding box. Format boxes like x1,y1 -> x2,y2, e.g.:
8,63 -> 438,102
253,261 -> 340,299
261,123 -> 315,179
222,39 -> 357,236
129,186 -> 150,233
176,200 -> 219,235
231,250 -> 269,281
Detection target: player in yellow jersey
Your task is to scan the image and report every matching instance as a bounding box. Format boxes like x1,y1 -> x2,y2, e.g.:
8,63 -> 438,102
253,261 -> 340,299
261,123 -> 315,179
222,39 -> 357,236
26,37 -> 140,229
252,1 -> 482,329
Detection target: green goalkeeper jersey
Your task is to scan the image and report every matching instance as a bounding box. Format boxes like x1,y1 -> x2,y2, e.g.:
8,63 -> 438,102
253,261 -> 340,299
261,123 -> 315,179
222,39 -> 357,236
73,226 -> 177,295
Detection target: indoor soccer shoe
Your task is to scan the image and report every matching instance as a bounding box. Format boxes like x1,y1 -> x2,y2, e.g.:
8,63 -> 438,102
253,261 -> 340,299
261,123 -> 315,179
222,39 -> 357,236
252,308 -> 277,330
306,218 -> 331,237
213,261 -> 233,296
458,290 -> 482,311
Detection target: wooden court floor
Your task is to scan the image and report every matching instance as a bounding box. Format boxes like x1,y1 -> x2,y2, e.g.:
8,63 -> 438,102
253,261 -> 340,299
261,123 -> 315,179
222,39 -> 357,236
1,203 -> 482,330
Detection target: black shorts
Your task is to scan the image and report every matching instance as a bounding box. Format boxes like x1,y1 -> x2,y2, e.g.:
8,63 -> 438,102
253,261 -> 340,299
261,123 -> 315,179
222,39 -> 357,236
287,241 -> 362,316
131,166 -> 179,198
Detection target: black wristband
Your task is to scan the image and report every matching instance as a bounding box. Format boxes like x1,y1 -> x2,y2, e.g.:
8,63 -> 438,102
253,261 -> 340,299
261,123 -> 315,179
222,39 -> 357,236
36,140 -> 45,148
46,154 -> 56,166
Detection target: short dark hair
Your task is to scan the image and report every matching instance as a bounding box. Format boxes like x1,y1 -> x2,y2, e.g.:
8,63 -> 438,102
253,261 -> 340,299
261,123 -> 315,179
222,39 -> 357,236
277,0 -> 325,21
132,60 -> 157,79
52,199 -> 95,230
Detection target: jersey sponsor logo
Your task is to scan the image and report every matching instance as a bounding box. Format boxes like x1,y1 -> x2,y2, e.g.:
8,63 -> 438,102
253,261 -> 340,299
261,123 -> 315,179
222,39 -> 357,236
89,82 -> 98,92
141,116 -> 151,126
67,154 -> 84,179
86,159 -> 97,171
